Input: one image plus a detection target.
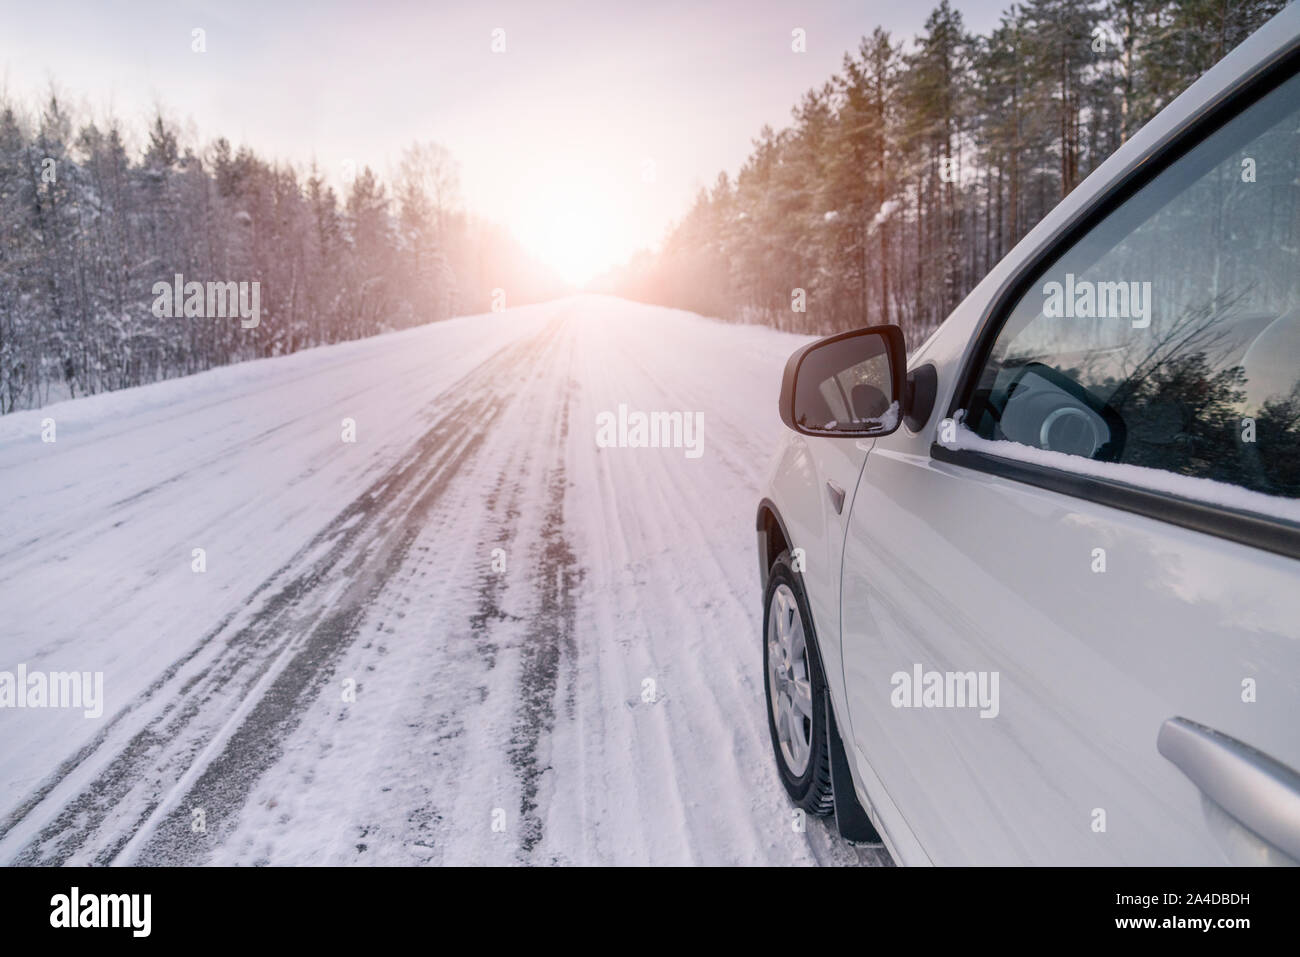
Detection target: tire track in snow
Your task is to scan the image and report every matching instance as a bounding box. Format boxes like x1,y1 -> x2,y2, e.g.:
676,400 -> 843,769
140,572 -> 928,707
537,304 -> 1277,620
465,467 -> 529,672
198,318 -> 587,864
0,321 -> 561,865
507,379 -> 582,857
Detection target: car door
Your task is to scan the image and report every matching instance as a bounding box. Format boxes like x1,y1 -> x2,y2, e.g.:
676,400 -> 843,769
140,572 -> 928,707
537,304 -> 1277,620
799,435 -> 869,655
839,63 -> 1300,864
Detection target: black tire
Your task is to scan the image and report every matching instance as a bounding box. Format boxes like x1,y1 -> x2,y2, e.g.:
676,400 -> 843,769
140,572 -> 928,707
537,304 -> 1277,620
762,550 -> 833,816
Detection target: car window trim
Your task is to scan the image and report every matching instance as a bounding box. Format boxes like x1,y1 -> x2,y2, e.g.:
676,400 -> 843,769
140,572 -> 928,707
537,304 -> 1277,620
933,42 -> 1300,563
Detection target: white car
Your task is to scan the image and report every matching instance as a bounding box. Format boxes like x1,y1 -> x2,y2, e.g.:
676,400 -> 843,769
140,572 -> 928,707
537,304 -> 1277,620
757,5 -> 1300,865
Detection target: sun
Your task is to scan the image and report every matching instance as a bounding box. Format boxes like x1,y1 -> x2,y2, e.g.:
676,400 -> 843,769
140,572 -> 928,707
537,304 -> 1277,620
510,174 -> 631,287
536,207 -> 614,287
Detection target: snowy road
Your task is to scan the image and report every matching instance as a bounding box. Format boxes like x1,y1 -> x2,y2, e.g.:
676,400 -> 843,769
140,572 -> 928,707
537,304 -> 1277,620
0,296 -> 887,866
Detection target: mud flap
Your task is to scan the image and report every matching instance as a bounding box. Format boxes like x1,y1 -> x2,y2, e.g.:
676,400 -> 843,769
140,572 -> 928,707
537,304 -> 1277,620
825,688 -> 882,844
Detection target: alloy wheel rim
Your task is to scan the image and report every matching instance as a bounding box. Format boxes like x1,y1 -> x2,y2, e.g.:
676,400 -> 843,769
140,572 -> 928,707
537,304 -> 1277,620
767,583 -> 813,776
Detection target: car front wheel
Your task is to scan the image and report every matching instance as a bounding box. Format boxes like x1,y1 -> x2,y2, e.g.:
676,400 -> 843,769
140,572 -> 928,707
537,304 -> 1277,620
763,551 -> 833,815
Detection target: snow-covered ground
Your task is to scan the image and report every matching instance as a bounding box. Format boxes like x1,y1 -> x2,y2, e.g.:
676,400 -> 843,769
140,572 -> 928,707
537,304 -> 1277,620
0,295 -> 887,866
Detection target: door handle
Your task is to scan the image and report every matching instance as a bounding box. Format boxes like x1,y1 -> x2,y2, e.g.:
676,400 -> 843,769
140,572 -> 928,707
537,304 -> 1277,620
1157,716 -> 1300,861
826,481 -> 845,514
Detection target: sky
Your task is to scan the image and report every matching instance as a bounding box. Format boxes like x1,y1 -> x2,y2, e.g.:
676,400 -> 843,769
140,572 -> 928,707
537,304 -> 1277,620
0,0 -> 1011,285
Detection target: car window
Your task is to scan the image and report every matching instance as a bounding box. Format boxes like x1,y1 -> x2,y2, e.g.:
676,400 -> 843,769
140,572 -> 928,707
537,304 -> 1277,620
964,69 -> 1300,506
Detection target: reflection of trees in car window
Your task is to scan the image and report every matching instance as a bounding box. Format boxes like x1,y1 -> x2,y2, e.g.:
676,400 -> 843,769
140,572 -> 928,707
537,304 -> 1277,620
967,70 -> 1300,503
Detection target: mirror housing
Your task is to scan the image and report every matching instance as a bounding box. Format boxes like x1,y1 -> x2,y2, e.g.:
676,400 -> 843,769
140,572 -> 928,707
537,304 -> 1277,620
779,324 -> 908,437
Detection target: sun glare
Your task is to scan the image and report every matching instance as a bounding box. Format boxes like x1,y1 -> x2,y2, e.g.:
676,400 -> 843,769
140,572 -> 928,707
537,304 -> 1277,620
510,173 -> 633,288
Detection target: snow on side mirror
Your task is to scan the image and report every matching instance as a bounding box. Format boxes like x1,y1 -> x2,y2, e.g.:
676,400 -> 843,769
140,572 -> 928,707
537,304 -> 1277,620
779,325 -> 907,438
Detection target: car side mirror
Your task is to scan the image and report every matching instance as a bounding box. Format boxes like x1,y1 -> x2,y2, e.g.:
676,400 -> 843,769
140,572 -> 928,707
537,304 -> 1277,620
779,324 -> 907,437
